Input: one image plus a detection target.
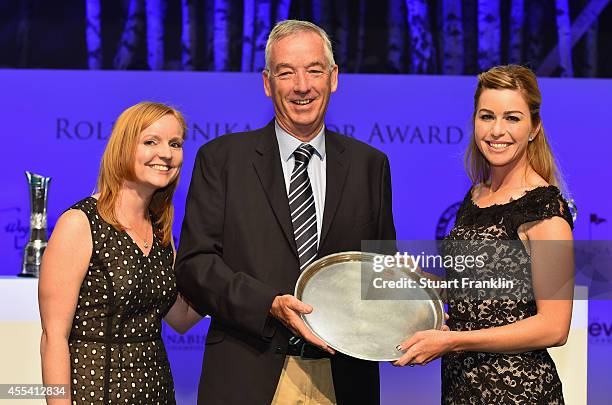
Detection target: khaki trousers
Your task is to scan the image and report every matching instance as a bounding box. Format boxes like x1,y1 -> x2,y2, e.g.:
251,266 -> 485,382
271,356 -> 337,405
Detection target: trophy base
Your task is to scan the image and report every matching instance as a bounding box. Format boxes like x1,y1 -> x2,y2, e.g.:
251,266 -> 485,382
17,272 -> 38,278
21,242 -> 46,279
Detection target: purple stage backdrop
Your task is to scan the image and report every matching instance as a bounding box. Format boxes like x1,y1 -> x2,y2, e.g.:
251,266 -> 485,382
1,70 -> 610,404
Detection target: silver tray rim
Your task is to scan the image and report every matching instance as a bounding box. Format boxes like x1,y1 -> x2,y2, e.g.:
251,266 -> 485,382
294,251 -> 444,361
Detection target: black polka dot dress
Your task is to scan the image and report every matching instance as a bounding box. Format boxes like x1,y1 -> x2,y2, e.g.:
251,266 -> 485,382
67,197 -> 177,404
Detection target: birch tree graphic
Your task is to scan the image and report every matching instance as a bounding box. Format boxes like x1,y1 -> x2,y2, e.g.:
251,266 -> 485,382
85,0 -> 102,69
388,0 -> 406,72
441,0 -> 463,74
114,0 -> 145,70
555,0 -> 573,77
146,0 -> 166,70
275,0 -> 291,22
181,0 -> 197,70
405,0 -> 434,73
213,0 -> 231,70
253,0 -> 271,72
477,0 -> 500,71
241,0 -> 254,71
508,0 -> 524,64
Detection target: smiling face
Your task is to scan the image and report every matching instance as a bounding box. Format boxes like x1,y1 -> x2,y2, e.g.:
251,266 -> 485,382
263,31 -> 338,141
474,88 -> 539,169
131,114 -> 184,193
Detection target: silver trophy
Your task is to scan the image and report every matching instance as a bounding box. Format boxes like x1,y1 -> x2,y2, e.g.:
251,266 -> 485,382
19,171 -> 51,277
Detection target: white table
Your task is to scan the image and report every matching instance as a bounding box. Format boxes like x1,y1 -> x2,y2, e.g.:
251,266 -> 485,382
0,277 -> 44,404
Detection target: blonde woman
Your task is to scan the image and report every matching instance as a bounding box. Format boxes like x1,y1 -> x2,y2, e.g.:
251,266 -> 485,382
395,65 -> 573,404
39,102 -> 201,404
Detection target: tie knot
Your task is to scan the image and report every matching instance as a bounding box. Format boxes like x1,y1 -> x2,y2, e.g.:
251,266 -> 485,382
293,143 -> 315,164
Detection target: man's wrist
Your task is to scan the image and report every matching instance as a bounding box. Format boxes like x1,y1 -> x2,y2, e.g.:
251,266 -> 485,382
269,293 -> 284,316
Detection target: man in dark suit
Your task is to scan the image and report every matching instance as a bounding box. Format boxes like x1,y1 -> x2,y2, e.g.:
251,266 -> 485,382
176,20 -> 396,405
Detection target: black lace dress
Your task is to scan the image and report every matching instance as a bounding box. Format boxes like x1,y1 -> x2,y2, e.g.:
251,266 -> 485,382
442,186 -> 573,405
67,197 -> 177,404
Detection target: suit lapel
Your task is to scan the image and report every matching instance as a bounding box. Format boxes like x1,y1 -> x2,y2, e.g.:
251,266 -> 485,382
252,121 -> 299,258
320,131 -> 349,249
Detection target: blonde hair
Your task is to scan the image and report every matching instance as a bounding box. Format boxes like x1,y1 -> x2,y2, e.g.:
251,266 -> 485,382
97,101 -> 186,246
465,65 -> 563,188
264,19 -> 335,75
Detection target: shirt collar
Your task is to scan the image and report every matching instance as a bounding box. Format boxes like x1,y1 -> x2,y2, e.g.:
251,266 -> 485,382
275,121 -> 326,162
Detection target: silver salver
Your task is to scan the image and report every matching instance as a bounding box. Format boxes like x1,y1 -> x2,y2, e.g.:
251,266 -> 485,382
295,251 -> 444,361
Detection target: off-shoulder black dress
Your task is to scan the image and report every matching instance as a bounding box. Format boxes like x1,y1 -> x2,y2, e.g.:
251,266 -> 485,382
442,186 -> 573,405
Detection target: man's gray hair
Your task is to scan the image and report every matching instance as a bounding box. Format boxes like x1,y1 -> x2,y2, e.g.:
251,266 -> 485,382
264,20 -> 335,75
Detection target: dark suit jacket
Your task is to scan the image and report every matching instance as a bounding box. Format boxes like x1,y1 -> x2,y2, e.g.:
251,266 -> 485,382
175,120 -> 396,405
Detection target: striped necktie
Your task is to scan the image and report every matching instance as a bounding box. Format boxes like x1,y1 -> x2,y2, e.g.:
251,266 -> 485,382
289,143 -> 318,271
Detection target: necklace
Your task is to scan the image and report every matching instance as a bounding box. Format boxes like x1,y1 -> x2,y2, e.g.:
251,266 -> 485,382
128,219 -> 151,249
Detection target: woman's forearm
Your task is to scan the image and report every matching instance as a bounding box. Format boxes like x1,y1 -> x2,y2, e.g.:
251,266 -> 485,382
449,311 -> 570,354
40,333 -> 72,404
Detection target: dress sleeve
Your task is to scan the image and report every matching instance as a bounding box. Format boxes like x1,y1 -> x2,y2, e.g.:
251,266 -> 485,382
512,186 -> 574,231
